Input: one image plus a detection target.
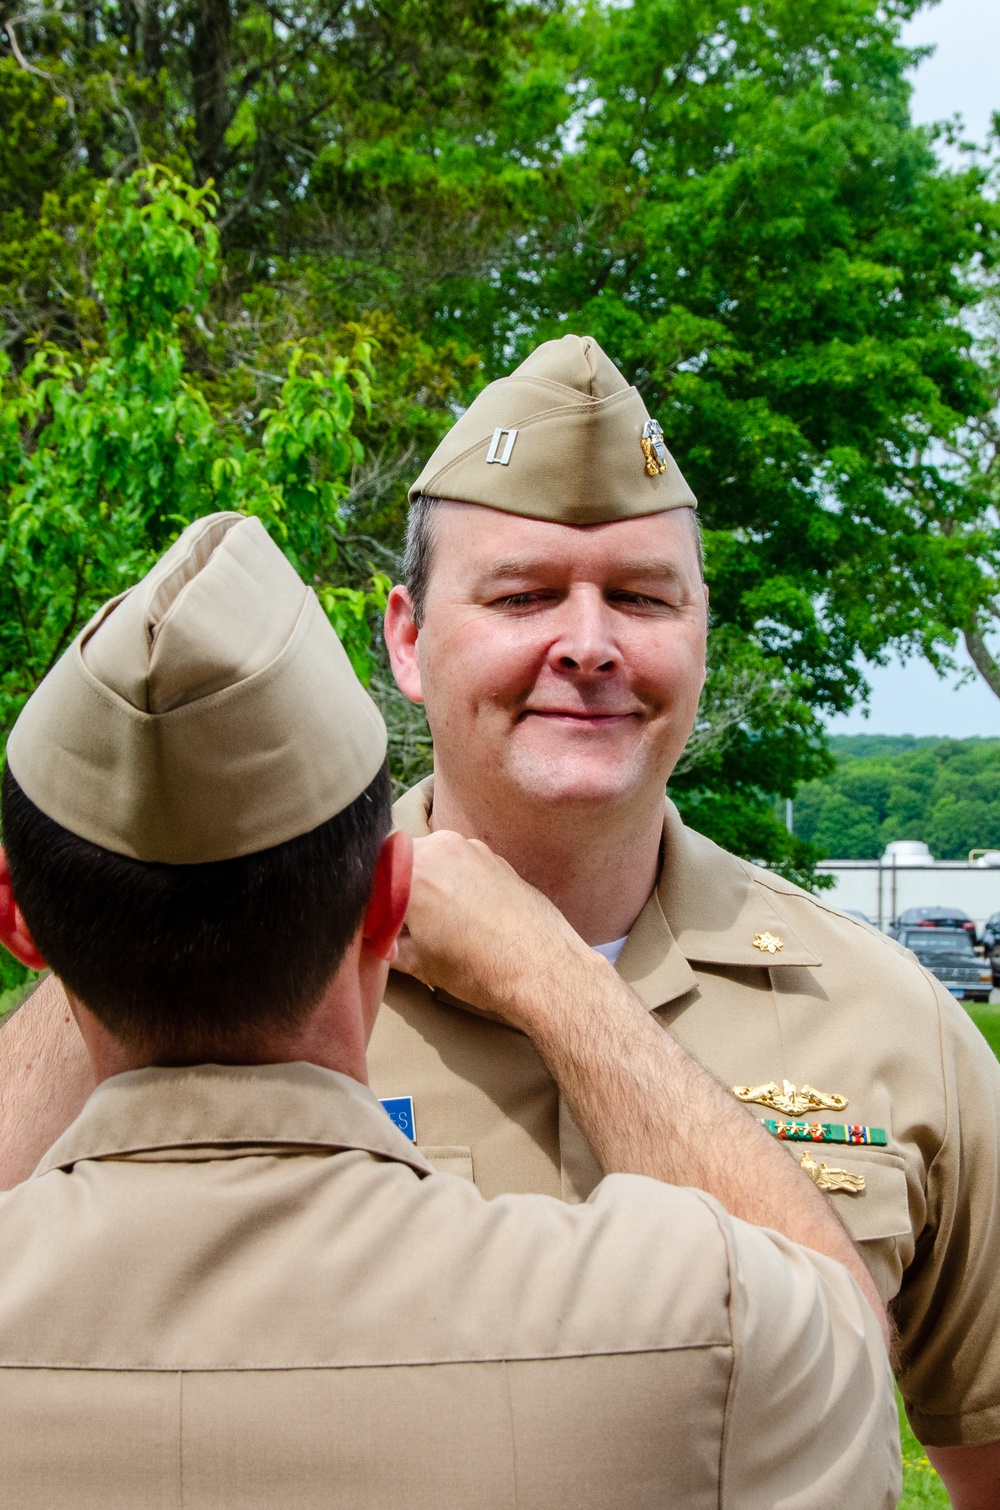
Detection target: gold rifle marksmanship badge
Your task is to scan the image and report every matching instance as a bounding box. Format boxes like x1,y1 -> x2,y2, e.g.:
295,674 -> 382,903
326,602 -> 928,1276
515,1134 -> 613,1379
641,419 -> 670,477
732,1079 -> 849,1116
799,1151 -> 866,1194
752,931 -> 784,954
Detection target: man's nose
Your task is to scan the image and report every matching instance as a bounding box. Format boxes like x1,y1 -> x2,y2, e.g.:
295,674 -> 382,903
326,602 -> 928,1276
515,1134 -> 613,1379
548,591 -> 620,675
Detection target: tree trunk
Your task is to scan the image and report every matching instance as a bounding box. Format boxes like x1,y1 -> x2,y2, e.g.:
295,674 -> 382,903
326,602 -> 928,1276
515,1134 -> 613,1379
80,0 -> 98,51
189,0 -> 232,189
964,624 -> 1000,701
143,0 -> 165,79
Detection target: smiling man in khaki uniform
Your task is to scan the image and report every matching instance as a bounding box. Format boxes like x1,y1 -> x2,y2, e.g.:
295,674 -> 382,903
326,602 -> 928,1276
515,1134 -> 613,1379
0,511 -> 899,1508
370,335 -> 1000,1508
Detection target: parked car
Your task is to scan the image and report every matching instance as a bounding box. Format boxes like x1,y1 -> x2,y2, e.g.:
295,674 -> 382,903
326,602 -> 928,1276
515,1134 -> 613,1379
897,927 -> 994,1002
891,906 -> 978,943
982,912 -> 1000,987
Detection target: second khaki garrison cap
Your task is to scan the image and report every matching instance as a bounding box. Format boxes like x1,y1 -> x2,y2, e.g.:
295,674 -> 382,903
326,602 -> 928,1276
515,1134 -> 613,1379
409,334 -> 696,525
6,514 -> 387,865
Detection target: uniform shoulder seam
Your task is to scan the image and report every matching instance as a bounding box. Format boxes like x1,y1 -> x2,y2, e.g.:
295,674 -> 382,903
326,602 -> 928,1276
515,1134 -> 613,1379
743,863 -> 914,957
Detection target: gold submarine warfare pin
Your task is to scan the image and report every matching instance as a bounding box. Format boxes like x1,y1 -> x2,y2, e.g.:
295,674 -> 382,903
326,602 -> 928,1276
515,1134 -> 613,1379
732,1080 -> 849,1117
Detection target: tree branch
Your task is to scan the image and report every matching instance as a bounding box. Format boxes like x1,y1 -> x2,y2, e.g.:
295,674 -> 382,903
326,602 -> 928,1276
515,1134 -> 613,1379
3,17 -> 75,115
964,624 -> 1000,701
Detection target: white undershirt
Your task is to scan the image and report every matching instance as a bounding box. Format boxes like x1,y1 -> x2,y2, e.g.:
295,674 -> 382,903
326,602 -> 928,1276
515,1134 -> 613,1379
591,936 -> 628,966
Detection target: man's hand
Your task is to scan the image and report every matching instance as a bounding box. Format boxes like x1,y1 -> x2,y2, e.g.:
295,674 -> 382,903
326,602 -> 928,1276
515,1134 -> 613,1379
396,829 -> 891,1348
396,830 -> 592,1024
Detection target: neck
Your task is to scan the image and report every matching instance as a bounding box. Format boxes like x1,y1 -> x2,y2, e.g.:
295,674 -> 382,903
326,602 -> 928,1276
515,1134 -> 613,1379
429,774 -> 665,945
70,951 -> 376,1087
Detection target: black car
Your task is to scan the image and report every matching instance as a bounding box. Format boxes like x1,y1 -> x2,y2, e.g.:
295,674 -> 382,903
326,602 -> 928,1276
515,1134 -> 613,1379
898,927 -> 994,1003
892,906 -> 978,943
982,912 -> 1000,987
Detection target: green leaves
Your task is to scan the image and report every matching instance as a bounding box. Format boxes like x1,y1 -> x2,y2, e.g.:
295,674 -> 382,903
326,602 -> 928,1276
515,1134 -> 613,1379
0,167 -> 383,747
93,169 -> 221,351
317,575 -> 391,685
474,0 -> 1000,702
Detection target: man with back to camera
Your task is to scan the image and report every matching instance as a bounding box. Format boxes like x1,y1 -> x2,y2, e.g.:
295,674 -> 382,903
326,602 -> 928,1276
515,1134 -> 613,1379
3,336 -> 1000,1497
0,511 -> 899,1507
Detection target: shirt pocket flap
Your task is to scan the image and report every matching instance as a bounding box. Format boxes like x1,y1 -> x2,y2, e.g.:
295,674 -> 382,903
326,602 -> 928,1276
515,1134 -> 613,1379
821,1152 -> 911,1243
419,1145 -> 475,1182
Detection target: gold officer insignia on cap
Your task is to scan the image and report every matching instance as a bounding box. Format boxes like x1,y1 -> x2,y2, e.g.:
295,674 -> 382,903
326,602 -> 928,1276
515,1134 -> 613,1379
799,1151 -> 866,1194
641,418 -> 669,477
408,335 -> 698,524
752,931 -> 784,954
733,1080 -> 849,1116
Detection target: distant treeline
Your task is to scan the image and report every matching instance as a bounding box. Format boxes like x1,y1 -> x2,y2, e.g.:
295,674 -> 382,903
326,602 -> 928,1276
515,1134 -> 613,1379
793,736 -> 1000,861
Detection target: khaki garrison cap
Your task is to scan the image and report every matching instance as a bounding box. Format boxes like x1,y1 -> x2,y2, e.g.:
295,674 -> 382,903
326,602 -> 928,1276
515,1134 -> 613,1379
5,513 -> 387,864
408,334 -> 697,524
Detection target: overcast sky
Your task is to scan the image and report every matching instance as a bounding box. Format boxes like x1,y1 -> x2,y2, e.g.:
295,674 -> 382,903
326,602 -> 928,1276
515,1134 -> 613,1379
823,0 -> 1000,738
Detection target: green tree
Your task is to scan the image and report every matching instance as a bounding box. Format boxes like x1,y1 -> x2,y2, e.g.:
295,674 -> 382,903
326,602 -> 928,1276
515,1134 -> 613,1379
794,735 -> 1000,859
1,167 -> 382,722
452,0 -> 1000,864
0,2 -> 548,357
0,165 -> 381,993
6,0 -> 1000,882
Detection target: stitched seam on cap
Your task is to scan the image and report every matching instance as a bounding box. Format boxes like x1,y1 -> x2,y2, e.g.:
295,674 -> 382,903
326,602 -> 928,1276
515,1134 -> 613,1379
148,514 -> 244,645
500,373 -> 633,402
502,1359 -> 520,1510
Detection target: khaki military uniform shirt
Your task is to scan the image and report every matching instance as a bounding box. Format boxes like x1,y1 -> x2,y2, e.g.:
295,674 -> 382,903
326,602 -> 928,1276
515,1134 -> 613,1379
0,1062 -> 896,1509
370,778 -> 1000,1448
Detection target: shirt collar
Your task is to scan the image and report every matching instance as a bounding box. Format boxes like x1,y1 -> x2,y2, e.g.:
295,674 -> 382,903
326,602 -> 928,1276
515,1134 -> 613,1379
393,775 -> 435,837
656,798 -> 820,970
34,1062 -> 433,1178
392,777 -> 820,1014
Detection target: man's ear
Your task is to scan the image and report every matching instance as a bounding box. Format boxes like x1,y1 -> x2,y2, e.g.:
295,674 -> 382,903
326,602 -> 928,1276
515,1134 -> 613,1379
0,848 -> 46,970
383,586 -> 424,705
362,831 -> 413,962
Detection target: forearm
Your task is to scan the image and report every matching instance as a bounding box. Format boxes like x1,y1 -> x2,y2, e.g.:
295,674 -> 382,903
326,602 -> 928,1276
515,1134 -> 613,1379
0,974 -> 94,1187
516,951 -> 887,1338
398,830 -> 887,1341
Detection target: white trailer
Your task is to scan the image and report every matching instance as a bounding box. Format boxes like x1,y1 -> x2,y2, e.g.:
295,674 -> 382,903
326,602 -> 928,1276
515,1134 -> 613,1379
816,857 -> 1000,934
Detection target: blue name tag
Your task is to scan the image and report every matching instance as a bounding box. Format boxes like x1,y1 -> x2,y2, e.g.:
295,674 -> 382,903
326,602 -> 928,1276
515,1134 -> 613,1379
379,1096 -> 416,1142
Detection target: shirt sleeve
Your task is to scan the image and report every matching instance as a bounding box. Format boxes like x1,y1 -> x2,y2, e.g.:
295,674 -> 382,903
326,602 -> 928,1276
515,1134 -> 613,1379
894,977 -> 1000,1447
720,1216 -> 900,1510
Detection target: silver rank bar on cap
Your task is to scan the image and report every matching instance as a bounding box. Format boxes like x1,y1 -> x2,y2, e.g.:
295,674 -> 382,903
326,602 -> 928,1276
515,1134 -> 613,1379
486,427 -> 518,465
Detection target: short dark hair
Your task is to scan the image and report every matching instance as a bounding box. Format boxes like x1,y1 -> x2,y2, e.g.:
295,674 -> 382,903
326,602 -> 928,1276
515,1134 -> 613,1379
403,494 -> 704,625
1,762 -> 391,1061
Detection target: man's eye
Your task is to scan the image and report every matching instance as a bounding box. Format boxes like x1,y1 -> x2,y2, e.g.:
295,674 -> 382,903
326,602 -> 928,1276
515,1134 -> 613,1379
490,592 -> 553,609
608,591 -> 667,609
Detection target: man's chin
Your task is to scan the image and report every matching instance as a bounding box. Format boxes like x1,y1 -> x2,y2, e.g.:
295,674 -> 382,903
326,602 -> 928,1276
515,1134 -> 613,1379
500,749 -> 659,811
